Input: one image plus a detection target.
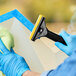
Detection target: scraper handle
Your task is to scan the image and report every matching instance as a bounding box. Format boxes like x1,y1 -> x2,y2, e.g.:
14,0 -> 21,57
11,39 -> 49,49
46,29 -> 67,45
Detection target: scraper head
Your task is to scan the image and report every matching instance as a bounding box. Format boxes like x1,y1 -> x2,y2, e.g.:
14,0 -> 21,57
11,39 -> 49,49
29,15 -> 47,41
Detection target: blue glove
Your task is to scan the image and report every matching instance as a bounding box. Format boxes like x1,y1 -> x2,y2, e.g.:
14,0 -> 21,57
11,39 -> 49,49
0,39 -> 30,76
55,30 -> 76,56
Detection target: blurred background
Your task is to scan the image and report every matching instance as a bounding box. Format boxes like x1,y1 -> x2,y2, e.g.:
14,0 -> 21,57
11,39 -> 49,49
0,0 -> 76,34
0,0 -> 76,23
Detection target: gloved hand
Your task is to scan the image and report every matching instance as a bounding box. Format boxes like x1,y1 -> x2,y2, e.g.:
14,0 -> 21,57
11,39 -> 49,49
55,30 -> 76,56
0,39 -> 30,76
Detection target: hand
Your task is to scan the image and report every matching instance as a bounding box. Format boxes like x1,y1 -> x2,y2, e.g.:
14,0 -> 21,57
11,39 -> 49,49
22,71 -> 40,76
55,30 -> 76,56
0,39 -> 30,76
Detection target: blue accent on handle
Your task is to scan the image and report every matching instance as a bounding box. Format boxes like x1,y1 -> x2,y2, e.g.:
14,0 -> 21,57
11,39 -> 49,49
0,9 -> 34,32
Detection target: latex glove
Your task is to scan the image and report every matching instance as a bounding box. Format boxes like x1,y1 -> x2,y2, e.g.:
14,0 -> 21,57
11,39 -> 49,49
0,39 -> 30,76
55,30 -> 76,56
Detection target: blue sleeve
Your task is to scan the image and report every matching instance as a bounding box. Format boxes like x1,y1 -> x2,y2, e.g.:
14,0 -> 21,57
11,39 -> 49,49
41,50 -> 76,76
40,70 -> 53,76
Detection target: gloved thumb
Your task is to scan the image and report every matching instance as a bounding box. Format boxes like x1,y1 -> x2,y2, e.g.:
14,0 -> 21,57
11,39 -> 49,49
55,42 -> 66,52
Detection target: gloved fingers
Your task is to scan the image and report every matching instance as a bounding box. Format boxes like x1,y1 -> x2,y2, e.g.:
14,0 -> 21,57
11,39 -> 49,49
0,39 -> 10,54
0,53 -> 3,61
0,56 -> 4,69
66,35 -> 76,43
15,53 -> 21,58
0,51 -> 3,55
10,48 -> 19,57
10,48 -> 20,57
70,35 -> 76,38
59,31 -> 69,44
55,42 -> 66,52
0,65 -> 2,71
10,48 -> 15,53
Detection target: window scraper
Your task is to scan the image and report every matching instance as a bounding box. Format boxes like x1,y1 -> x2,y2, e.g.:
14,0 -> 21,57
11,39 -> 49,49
29,15 -> 67,45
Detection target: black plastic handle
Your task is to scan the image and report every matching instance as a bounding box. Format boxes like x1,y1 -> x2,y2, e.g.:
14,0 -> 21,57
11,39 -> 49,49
46,29 -> 67,45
